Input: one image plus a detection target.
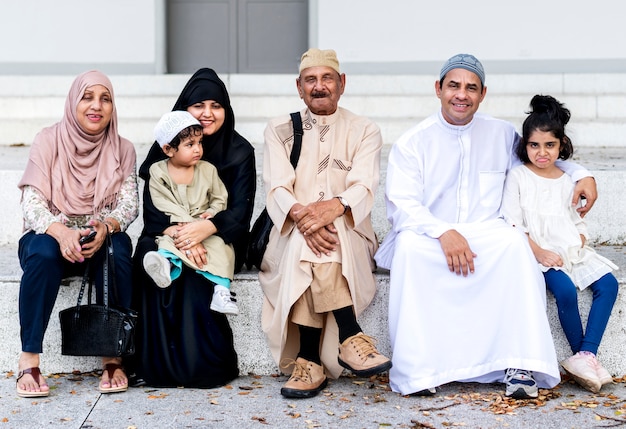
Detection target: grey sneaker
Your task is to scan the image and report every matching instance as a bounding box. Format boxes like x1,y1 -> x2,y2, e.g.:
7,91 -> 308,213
504,368 -> 538,399
143,251 -> 172,289
409,388 -> 436,396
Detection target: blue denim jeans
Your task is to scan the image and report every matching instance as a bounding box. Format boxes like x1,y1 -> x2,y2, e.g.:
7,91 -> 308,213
545,268 -> 618,355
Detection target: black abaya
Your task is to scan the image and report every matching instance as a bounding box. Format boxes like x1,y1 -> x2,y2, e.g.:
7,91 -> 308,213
129,68 -> 255,387
131,237 -> 238,388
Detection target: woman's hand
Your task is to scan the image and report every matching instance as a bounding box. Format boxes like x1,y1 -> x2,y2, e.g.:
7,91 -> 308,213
182,242 -> 208,268
47,221 -> 106,263
47,222 -> 83,263
78,220 -> 109,259
173,220 -> 216,253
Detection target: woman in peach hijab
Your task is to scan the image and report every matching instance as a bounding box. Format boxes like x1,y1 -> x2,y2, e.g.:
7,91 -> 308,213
16,70 -> 138,397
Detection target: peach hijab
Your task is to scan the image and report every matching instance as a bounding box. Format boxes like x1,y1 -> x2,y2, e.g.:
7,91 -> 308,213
18,70 -> 135,216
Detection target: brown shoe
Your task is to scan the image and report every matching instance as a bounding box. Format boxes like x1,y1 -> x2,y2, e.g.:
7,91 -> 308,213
280,357 -> 328,399
338,332 -> 392,377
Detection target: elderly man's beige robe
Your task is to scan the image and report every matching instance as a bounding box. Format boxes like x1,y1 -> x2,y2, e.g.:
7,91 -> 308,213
259,107 -> 382,378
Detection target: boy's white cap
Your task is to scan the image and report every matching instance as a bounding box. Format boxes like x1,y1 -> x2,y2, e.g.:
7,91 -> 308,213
154,110 -> 201,147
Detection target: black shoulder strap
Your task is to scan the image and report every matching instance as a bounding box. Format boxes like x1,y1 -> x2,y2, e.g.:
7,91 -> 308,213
289,111 -> 303,169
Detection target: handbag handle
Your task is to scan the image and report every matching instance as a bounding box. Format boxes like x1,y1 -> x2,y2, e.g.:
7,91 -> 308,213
103,229 -> 120,307
73,230 -> 117,316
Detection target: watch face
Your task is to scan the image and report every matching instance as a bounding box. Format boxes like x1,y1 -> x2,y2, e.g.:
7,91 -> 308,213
338,196 -> 349,211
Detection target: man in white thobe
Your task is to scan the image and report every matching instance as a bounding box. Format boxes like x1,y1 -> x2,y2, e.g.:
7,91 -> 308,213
375,54 -> 597,398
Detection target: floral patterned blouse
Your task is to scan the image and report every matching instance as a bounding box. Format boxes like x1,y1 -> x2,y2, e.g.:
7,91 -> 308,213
20,168 -> 139,234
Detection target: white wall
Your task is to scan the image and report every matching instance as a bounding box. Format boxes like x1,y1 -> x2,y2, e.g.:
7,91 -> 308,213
1,0 -> 623,75
312,0 -> 626,74
0,0 -> 158,73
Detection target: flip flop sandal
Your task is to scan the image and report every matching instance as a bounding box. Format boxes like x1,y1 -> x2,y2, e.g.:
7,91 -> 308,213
99,363 -> 129,393
16,367 -> 50,398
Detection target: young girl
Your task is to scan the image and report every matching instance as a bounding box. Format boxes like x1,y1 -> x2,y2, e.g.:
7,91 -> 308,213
501,94 -> 619,393
143,110 -> 238,315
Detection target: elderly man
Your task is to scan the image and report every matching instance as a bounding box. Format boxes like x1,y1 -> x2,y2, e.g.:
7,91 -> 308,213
376,54 -> 597,399
260,48 -> 391,399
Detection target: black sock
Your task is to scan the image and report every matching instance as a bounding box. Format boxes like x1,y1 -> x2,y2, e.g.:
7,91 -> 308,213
297,325 -> 322,365
333,306 -> 362,343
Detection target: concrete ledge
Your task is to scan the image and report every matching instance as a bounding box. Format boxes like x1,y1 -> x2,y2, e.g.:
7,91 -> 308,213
2,73 -> 626,146
2,167 -> 626,246
2,265 -> 626,377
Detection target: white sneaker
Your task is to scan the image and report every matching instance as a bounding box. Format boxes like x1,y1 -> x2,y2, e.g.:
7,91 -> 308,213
143,251 -> 172,289
590,355 -> 613,386
210,285 -> 239,315
561,352 -> 602,393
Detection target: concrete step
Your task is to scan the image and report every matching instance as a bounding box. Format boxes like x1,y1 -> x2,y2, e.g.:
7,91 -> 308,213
2,144 -> 626,246
2,74 -> 626,146
1,244 -> 626,377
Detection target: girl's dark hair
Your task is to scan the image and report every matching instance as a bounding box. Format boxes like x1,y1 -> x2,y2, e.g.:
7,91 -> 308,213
517,94 -> 574,163
167,124 -> 203,150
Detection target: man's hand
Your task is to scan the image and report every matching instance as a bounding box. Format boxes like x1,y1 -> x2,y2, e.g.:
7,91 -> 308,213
292,199 -> 344,236
303,225 -> 339,257
572,176 -> 597,217
438,229 -> 477,276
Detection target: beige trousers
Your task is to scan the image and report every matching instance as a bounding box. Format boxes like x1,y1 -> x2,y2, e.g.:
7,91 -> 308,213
291,262 -> 352,328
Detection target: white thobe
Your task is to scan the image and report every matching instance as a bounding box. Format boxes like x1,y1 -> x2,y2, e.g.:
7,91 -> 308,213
375,111 -> 585,395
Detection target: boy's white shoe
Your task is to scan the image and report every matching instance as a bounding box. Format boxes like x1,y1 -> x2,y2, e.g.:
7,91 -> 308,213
143,251 -> 172,289
210,284 -> 239,315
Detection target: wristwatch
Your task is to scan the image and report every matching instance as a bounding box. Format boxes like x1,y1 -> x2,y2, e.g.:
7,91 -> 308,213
335,196 -> 350,215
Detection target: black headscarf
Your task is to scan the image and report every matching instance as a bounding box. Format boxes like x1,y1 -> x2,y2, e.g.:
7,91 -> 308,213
138,68 -> 256,272
140,68 -> 249,179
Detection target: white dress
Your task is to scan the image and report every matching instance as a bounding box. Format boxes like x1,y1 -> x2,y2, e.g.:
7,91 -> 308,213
501,165 -> 617,289
376,111 -> 563,395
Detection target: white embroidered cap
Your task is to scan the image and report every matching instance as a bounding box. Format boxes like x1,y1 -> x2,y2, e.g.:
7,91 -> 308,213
154,110 -> 201,147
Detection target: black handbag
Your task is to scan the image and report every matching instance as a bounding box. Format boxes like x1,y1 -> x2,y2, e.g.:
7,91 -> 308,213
59,233 -> 138,357
246,111 -> 303,269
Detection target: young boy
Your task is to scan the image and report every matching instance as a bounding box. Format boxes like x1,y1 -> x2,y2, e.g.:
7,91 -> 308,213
143,110 -> 238,315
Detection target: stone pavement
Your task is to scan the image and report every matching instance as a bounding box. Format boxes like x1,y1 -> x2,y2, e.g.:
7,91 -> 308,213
1,369 -> 626,429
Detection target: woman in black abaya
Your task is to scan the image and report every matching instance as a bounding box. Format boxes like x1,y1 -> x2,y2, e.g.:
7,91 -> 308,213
130,68 -> 256,387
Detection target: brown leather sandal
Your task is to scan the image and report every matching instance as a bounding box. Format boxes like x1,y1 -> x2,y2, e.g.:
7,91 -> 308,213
16,367 -> 50,398
99,363 -> 128,393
